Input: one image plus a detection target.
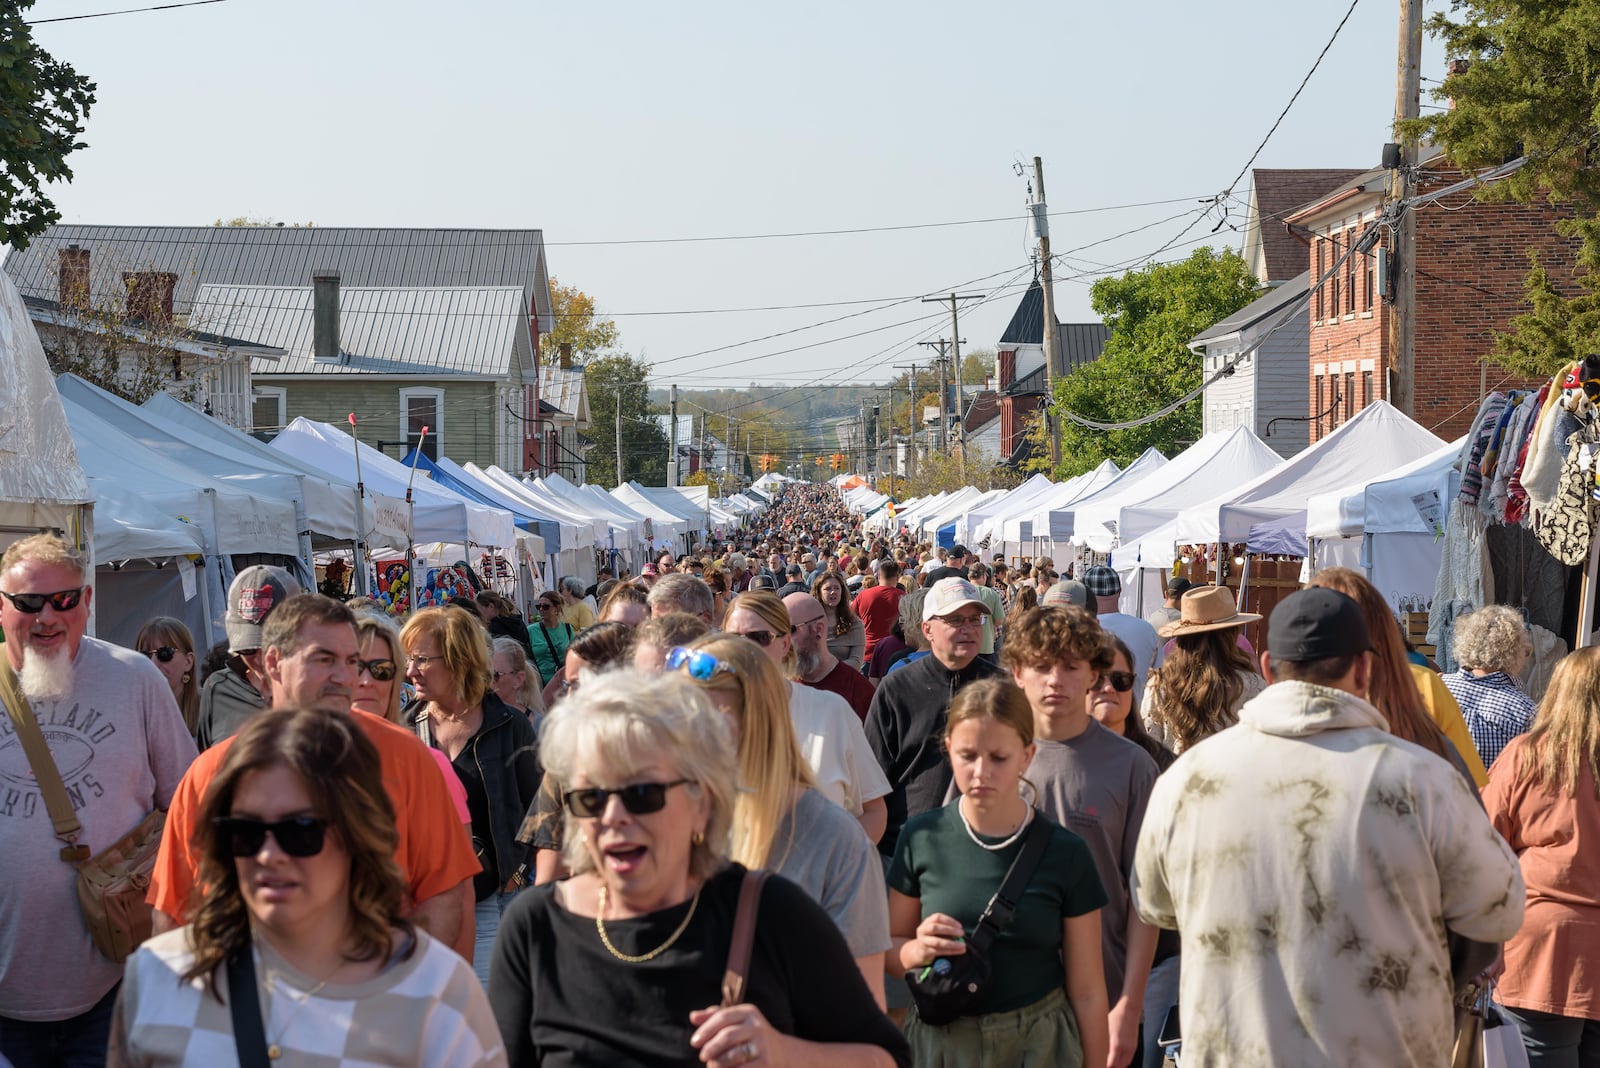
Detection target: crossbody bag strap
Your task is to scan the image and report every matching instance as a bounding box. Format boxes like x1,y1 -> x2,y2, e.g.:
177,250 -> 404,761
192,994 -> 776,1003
965,814 -> 1052,956
226,945 -> 273,1068
0,657 -> 88,861
721,869 -> 772,1007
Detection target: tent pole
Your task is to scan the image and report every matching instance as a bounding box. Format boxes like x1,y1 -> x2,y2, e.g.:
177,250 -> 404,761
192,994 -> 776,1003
1578,531 -> 1600,650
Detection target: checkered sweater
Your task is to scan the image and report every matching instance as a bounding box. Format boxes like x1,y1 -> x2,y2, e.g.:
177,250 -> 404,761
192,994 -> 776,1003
1441,670 -> 1537,772
113,927 -> 506,1066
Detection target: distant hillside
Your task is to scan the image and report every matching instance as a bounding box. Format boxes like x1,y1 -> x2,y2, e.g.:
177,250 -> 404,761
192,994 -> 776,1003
646,384 -> 884,426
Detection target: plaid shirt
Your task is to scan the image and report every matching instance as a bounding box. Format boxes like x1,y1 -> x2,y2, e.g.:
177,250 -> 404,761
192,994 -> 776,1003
1442,670 -> 1536,771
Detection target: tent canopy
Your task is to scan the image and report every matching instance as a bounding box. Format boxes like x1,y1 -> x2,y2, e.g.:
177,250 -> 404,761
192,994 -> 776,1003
1304,436 -> 1465,539
1037,448 -> 1168,541
1000,461 -> 1122,544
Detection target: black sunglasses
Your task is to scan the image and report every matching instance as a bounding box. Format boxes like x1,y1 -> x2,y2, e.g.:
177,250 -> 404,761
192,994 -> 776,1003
214,815 -> 327,858
1,588 -> 83,614
563,779 -> 694,819
733,629 -> 778,647
1095,671 -> 1136,693
142,646 -> 178,663
358,658 -> 396,682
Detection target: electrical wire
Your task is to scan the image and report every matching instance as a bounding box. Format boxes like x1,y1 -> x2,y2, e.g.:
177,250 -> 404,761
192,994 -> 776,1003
26,0 -> 227,23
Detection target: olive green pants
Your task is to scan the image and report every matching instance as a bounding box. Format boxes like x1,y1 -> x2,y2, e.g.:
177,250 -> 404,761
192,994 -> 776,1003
906,987 -> 1082,1068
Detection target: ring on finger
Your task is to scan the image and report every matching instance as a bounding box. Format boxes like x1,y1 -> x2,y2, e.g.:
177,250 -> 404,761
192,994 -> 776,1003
740,1040 -> 758,1061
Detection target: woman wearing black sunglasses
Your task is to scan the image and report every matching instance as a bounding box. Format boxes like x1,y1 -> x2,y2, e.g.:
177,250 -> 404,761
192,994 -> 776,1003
136,616 -> 200,735
489,668 -> 908,1068
107,706 -> 506,1066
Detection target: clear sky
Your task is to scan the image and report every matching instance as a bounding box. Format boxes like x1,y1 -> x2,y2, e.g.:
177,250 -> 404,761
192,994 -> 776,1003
32,0 -> 1447,396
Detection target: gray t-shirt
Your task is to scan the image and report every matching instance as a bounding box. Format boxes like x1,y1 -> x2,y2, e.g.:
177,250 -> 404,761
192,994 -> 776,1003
774,788 -> 891,958
1029,719 -> 1159,1003
0,637 -> 197,1020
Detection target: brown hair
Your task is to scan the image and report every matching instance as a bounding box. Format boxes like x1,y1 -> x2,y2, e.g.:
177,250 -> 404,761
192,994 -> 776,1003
945,676 -> 1035,747
811,570 -> 858,639
400,605 -> 493,708
1099,634 -> 1173,770
1307,567 -> 1452,762
1149,629 -> 1256,751
598,581 -> 648,619
136,616 -> 200,733
261,594 -> 357,657
635,611 -> 711,651
1517,645 -> 1600,797
183,707 -> 411,995
1001,605 -> 1110,675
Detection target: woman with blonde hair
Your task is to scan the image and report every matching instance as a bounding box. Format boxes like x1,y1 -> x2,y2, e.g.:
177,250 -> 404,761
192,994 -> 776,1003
1308,567 -> 1487,786
136,616 -> 200,735
1143,586 -> 1265,753
401,606 -> 540,987
679,633 -> 891,1007
1483,646 -> 1600,1063
108,707 -> 503,1066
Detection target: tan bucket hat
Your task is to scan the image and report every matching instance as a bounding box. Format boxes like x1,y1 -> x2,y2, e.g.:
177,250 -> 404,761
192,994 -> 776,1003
1157,584 -> 1262,639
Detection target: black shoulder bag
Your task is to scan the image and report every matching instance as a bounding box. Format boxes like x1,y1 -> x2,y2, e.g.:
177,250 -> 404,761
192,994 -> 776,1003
227,946 -> 273,1068
904,813 -> 1052,1026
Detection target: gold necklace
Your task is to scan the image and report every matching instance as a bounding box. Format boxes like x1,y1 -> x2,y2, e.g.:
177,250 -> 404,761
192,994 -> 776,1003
261,964 -> 339,1060
595,883 -> 702,963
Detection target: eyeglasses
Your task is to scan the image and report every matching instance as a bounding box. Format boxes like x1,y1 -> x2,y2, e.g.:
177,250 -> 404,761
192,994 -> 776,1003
492,667 -> 525,680
214,815 -> 327,858
358,658 -> 397,681
666,646 -> 735,680
1093,671 -> 1136,693
406,653 -> 442,669
731,629 -> 780,647
792,615 -> 825,628
1,588 -> 83,614
936,613 -> 985,630
563,779 -> 695,819
142,646 -> 178,663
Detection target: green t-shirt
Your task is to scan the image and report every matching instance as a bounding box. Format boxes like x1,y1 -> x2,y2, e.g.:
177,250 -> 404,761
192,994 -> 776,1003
888,802 -> 1107,1015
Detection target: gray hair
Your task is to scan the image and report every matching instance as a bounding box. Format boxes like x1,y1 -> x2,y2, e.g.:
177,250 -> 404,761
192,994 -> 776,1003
491,636 -> 545,713
539,668 -> 736,881
647,573 -> 714,620
350,607 -> 404,723
560,576 -> 587,598
1452,605 -> 1532,675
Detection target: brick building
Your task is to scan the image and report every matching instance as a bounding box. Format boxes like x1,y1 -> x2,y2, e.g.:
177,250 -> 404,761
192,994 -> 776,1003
1285,154 -> 1581,443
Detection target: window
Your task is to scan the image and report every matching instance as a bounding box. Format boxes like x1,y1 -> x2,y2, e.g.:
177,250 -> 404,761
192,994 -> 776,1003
1314,242 -> 1325,321
1344,231 -> 1357,315
1314,375 -> 1324,436
399,387 -> 444,461
1363,249 -> 1375,312
1330,233 -> 1342,318
1362,370 -> 1373,405
1344,372 -> 1356,421
251,386 -> 285,436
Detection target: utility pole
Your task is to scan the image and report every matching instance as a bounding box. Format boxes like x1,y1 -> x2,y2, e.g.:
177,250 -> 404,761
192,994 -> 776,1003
1386,0 -> 1423,416
615,389 -> 624,485
1034,156 -> 1063,467
924,294 -> 980,463
918,340 -> 950,453
895,361 -> 923,478
667,384 -> 679,486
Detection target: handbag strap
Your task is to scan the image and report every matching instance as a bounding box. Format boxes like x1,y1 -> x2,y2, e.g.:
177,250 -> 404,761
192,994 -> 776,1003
0,656 -> 88,861
966,813 -> 1052,956
721,869 -> 772,1007
226,945 -> 273,1068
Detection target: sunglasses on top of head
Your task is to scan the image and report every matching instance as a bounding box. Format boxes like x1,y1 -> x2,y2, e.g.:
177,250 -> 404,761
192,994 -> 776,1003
665,646 -> 735,681
1,588 -> 84,614
142,646 -> 179,663
213,815 -> 328,858
563,779 -> 695,819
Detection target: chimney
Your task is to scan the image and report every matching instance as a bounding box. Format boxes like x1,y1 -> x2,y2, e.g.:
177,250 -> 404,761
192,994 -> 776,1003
58,245 -> 89,308
122,271 -> 177,325
313,271 -> 341,362
1447,58 -> 1470,110
559,342 -> 572,369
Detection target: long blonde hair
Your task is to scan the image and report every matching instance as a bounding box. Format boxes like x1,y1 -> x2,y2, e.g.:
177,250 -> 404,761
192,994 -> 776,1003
1518,645 -> 1600,798
684,634 -> 815,870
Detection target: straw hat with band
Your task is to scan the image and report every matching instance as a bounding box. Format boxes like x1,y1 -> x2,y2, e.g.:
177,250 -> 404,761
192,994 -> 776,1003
1157,585 -> 1261,639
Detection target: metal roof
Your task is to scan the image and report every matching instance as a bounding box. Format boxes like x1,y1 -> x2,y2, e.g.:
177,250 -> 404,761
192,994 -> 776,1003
997,281 -> 1110,368
1190,272 -> 1310,345
191,284 -> 525,377
3,225 -> 554,332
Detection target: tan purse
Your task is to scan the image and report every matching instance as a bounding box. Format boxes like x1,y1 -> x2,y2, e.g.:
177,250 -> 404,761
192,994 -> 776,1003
0,658 -> 165,963
720,869 -> 772,1006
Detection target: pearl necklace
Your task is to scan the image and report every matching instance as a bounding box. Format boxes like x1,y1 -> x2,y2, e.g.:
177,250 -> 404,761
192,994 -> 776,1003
958,796 -> 1033,851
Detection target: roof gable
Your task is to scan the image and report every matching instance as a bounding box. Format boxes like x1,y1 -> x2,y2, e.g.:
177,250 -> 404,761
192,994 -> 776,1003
1244,169 -> 1367,282
193,284 -> 526,376
998,280 -> 1110,369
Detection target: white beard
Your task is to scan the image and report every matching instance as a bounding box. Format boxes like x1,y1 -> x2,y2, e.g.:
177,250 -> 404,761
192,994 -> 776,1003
19,644 -> 74,701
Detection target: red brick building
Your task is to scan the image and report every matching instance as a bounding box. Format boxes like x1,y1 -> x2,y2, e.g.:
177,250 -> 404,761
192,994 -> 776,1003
1285,155 -> 1581,443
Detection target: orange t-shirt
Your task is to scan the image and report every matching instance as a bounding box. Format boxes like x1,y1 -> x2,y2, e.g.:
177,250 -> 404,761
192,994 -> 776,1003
147,708 -> 480,923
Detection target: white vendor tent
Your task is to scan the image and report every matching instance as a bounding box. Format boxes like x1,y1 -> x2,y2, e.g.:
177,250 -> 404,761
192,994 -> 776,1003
961,474 -> 1055,548
1175,400 -> 1446,545
1037,448 -> 1169,543
1000,461 -> 1122,546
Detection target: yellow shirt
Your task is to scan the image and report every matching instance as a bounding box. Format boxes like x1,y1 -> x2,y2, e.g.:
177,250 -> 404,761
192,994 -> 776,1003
562,599 -> 596,631
1411,662 -> 1490,787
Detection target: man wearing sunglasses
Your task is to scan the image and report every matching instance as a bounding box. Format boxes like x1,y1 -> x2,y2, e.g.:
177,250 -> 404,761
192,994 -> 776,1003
1003,605 -> 1162,1068
865,577 -> 1002,859
0,534 -> 198,1066
148,594 -> 480,967
193,564 -> 300,751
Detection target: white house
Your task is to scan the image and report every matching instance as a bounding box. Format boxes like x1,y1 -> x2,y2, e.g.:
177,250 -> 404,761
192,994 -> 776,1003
1190,271 -> 1310,459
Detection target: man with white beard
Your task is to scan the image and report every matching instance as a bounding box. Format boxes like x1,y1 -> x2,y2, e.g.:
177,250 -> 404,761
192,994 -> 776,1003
0,534 -> 196,1067
784,591 -> 874,721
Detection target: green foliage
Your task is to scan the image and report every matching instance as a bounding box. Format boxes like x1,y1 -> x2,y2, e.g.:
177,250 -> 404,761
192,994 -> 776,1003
584,353 -> 668,488
0,1 -> 95,249
888,443 -> 1020,498
1407,0 -> 1600,370
545,277 -> 621,363
1048,248 -> 1260,476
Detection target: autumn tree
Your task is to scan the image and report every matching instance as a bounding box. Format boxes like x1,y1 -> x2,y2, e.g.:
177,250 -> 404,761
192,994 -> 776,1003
1406,1 -> 1600,376
1041,247 -> 1260,476
544,276 -> 620,363
0,1 -> 96,248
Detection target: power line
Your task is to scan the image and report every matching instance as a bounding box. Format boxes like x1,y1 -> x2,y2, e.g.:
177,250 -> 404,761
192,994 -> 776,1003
26,0 -> 228,24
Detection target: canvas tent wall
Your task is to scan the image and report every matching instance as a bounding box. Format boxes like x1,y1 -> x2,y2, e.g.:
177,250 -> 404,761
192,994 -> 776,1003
1035,448 -> 1169,548
999,461 -> 1122,546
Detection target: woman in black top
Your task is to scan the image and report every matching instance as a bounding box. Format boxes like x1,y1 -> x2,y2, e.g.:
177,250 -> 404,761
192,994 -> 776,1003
489,667 -> 908,1068
400,607 -> 540,989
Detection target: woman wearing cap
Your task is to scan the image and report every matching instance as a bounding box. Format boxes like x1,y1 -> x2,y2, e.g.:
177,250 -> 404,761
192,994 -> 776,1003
1142,586 -> 1266,754
813,571 -> 865,670
527,591 -> 574,688
678,634 -> 891,1007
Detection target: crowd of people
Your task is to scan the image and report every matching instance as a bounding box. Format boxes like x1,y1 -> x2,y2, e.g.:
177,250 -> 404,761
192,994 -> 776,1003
0,474 -> 1592,1067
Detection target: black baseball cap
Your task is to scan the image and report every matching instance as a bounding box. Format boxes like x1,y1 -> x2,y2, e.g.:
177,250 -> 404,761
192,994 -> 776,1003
1166,577 -> 1196,597
1267,588 -> 1373,663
